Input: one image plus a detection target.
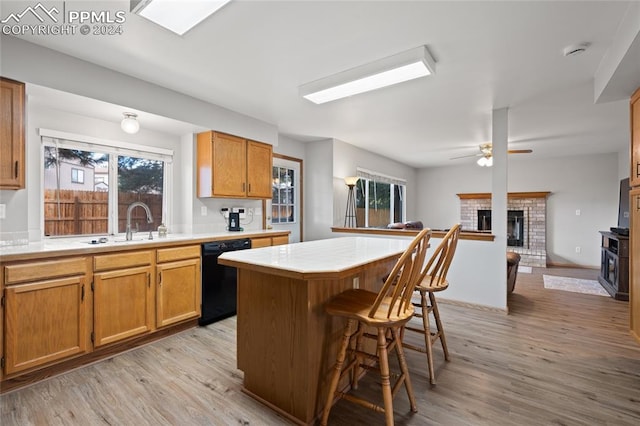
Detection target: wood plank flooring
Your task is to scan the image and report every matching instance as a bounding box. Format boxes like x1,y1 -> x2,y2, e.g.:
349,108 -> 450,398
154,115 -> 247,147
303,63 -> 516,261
1,266 -> 639,425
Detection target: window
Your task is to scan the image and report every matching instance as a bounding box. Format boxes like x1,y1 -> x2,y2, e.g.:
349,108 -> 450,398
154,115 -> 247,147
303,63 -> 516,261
272,166 -> 295,223
42,131 -> 172,237
354,169 -> 406,228
71,168 -> 84,184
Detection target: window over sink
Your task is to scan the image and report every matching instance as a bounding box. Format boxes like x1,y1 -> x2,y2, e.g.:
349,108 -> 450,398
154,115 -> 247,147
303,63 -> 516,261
42,131 -> 172,237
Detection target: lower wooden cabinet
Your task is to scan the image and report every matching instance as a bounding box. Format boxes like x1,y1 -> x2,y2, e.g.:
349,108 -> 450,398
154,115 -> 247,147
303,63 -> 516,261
156,245 -> 201,328
631,188 -> 640,342
251,235 -> 289,248
3,258 -> 89,375
93,251 -> 154,347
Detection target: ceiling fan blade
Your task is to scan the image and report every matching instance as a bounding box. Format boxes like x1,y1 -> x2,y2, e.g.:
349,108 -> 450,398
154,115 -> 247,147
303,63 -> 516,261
507,149 -> 533,154
450,153 -> 482,160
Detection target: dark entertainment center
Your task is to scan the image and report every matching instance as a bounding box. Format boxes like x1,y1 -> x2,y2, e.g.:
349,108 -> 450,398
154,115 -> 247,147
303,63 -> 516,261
598,231 -> 629,300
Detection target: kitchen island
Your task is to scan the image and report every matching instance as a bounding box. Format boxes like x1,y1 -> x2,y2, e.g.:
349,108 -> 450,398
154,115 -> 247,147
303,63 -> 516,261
218,237 -> 411,425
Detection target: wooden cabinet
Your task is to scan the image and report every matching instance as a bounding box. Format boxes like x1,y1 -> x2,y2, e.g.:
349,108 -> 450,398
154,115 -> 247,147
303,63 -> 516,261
631,88 -> 640,187
631,188 -> 640,342
197,131 -> 272,199
3,258 -> 89,375
93,251 -> 154,347
156,245 -> 201,328
251,235 -> 289,248
0,77 -> 25,189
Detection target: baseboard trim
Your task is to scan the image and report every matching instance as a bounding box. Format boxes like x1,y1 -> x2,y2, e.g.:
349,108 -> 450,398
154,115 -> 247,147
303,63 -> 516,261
438,298 -> 508,314
546,262 -> 599,270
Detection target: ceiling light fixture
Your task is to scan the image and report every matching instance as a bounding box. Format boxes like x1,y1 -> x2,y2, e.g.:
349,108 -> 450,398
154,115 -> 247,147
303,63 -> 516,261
131,0 -> 232,35
477,155 -> 493,167
121,112 -> 140,134
299,45 -> 435,104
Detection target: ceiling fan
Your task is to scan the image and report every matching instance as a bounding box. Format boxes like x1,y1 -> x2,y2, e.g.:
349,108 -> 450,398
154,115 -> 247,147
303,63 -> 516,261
451,143 -> 532,166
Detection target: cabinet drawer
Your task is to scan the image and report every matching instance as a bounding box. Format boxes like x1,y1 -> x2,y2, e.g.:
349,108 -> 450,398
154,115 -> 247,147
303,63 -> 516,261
4,257 -> 88,285
272,235 -> 289,246
157,245 -> 200,263
94,250 -> 153,272
251,237 -> 272,248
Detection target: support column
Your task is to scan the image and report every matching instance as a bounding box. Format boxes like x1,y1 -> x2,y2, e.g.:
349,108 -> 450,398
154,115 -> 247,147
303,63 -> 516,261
492,108 -> 509,307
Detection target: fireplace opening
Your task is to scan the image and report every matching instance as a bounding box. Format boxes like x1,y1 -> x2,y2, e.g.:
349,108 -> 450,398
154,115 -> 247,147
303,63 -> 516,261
478,210 -> 491,231
477,209 -> 525,247
507,210 -> 524,247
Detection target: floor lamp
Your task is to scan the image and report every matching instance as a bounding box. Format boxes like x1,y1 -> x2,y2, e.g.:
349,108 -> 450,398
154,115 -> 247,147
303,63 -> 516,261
344,176 -> 358,227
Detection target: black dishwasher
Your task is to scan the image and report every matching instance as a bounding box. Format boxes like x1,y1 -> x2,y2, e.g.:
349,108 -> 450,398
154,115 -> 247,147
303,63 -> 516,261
199,238 -> 251,326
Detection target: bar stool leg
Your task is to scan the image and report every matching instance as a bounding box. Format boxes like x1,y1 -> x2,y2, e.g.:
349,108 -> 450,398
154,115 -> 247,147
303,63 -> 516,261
419,291 -> 437,385
392,327 -> 417,412
321,319 -> 356,426
430,292 -> 450,361
377,327 -> 394,426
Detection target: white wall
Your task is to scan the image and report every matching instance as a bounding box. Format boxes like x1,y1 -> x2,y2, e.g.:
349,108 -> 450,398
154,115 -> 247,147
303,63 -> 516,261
417,152 -> 620,267
304,139 -> 334,241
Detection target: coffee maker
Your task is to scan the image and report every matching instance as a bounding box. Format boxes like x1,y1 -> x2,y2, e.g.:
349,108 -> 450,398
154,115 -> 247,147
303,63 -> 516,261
228,212 -> 241,231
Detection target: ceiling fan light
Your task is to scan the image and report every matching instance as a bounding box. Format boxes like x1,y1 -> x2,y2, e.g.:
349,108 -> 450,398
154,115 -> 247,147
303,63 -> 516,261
477,157 -> 487,167
121,112 -> 140,134
486,156 -> 493,167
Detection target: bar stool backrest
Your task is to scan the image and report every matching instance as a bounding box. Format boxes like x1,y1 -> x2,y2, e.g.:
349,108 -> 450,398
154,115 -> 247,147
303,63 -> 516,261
418,224 -> 461,289
369,228 -> 431,319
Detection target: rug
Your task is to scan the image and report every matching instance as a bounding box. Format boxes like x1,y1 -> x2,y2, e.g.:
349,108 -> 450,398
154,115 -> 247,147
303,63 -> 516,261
542,275 -> 609,297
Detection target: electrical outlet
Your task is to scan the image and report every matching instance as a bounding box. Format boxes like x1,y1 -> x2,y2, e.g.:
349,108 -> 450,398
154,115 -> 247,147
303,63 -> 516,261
575,246 -> 581,254
0,204 -> 5,219
575,209 -> 581,216
353,277 -> 359,289
232,207 -> 246,219
201,206 -> 207,216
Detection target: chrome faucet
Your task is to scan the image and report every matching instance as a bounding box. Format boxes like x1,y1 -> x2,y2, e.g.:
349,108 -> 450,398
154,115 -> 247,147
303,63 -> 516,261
125,201 -> 154,241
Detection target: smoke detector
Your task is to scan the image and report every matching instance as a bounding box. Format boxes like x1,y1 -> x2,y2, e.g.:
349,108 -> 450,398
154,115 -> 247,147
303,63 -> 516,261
563,43 -> 590,57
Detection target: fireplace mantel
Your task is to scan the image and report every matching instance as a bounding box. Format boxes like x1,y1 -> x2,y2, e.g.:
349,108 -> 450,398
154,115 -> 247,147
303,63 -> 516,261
457,191 -> 551,200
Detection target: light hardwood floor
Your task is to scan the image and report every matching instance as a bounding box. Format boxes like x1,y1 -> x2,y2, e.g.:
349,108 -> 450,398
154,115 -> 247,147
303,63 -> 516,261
1,267 -> 639,425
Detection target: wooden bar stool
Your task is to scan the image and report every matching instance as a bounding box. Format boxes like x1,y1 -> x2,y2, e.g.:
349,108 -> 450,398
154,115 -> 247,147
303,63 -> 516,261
321,229 -> 431,426
403,224 -> 461,385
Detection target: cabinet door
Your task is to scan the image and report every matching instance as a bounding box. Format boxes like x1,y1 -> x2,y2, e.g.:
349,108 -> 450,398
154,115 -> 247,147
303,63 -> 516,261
631,188 -> 640,343
213,132 -> 247,197
4,276 -> 88,374
0,78 -> 25,189
93,266 -> 153,347
246,140 -> 273,198
631,88 -> 640,187
157,258 -> 201,327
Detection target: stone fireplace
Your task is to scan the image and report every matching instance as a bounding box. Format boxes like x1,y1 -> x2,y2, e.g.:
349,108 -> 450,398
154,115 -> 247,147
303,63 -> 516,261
458,192 -> 551,267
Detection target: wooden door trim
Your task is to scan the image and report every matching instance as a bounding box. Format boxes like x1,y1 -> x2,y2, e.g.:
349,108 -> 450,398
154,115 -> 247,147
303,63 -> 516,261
269,153 -> 304,242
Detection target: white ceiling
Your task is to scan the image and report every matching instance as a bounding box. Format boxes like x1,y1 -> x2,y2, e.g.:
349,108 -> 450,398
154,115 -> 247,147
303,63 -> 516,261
6,0 -> 640,168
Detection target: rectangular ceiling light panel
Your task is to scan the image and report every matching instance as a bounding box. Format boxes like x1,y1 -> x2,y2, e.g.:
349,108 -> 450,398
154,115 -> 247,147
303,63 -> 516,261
131,0 -> 231,35
299,46 -> 435,104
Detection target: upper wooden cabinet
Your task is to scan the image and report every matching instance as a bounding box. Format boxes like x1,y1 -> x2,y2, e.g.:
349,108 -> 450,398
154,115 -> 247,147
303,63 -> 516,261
197,131 -> 272,199
631,88 -> 640,188
0,77 -> 25,190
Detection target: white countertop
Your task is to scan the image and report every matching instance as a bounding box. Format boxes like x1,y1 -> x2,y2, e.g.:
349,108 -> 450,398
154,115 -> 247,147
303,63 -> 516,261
0,229 -> 288,261
218,237 -> 411,274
